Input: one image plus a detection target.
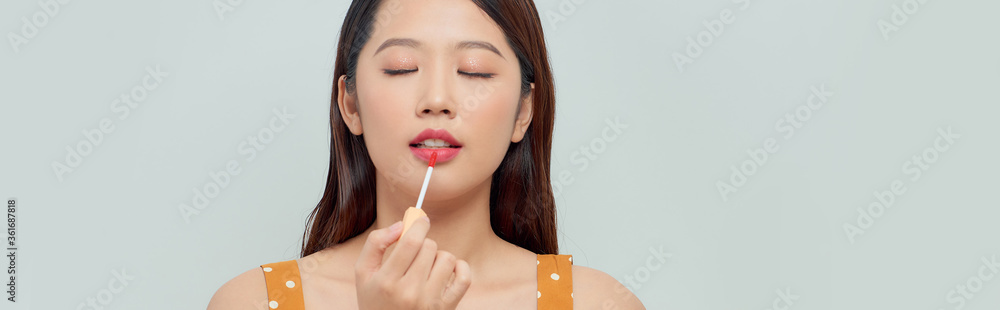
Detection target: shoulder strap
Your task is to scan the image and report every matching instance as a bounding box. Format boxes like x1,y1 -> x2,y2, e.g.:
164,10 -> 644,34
537,254 -> 574,309
260,259 -> 305,310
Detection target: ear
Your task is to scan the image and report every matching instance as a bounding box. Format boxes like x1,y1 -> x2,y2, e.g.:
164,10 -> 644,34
510,83 -> 534,143
337,75 -> 363,135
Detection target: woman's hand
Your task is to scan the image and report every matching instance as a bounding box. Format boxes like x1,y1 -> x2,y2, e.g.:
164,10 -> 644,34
355,217 -> 472,310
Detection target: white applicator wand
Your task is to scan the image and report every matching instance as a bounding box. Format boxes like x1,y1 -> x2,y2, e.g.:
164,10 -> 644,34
401,151 -> 437,236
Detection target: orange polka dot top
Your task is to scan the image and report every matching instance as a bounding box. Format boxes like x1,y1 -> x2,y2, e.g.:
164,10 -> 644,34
260,254 -> 574,309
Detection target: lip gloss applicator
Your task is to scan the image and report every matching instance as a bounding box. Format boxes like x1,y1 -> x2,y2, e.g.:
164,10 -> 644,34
401,151 -> 437,236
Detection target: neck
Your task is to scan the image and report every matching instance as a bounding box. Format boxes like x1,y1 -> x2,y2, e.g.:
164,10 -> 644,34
367,169 -> 502,269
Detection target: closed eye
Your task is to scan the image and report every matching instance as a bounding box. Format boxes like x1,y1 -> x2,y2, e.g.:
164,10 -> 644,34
383,69 -> 494,79
383,69 -> 417,76
459,71 -> 495,79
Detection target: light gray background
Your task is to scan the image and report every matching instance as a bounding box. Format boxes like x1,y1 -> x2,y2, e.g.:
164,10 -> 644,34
2,0 -> 999,309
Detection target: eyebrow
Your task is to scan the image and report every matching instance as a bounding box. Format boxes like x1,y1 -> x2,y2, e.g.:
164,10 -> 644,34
373,38 -> 505,60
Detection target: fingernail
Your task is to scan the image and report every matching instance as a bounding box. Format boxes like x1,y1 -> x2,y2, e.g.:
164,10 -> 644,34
421,216 -> 430,223
389,221 -> 402,233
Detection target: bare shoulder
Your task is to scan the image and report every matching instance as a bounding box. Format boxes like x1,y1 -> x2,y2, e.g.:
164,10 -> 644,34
572,265 -> 646,310
207,266 -> 269,310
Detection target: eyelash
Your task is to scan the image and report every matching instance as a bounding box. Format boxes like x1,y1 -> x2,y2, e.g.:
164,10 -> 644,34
383,69 -> 494,79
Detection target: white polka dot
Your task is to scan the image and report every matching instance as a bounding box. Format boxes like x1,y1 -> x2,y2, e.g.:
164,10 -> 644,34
571,292 -> 574,298
537,260 -> 540,265
568,257 -> 572,263
269,300 -> 278,308
551,273 -> 560,280
537,291 -> 541,298
286,280 -> 295,288
263,267 -> 272,272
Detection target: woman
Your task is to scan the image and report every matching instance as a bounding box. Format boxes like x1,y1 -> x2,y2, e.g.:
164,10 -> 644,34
208,0 -> 645,308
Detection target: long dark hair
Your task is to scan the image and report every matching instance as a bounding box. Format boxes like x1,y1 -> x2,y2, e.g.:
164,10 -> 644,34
301,0 -> 557,257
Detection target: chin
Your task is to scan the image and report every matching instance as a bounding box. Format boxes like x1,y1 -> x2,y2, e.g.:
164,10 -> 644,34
423,183 -> 473,202
427,173 -> 492,202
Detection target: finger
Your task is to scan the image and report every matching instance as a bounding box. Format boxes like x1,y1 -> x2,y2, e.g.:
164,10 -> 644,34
354,221 -> 403,277
402,238 -> 438,283
442,259 -> 472,306
426,250 -> 457,296
382,214 -> 430,279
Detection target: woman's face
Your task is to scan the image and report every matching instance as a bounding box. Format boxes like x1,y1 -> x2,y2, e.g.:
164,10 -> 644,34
337,0 -> 534,202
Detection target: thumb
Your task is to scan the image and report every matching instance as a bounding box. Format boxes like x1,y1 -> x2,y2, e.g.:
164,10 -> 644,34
355,221 -> 403,277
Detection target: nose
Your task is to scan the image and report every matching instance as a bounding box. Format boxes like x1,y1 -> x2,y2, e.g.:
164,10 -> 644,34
415,68 -> 457,118
418,103 -> 452,117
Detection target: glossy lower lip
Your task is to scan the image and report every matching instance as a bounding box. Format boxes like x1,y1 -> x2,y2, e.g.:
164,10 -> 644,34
409,147 -> 461,164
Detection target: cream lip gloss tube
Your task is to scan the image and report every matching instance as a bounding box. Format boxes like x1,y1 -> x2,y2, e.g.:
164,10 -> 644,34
401,151 -> 436,236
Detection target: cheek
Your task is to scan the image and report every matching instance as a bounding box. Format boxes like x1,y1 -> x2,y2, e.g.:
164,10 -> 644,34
460,90 -> 522,164
455,72 -> 522,125
355,82 -> 412,173
359,90 -> 406,138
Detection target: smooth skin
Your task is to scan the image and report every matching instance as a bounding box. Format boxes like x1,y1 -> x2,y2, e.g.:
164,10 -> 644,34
208,0 -> 645,309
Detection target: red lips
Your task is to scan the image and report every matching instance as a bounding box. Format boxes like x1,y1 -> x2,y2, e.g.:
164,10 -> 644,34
409,128 -> 463,147
409,128 -> 462,164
